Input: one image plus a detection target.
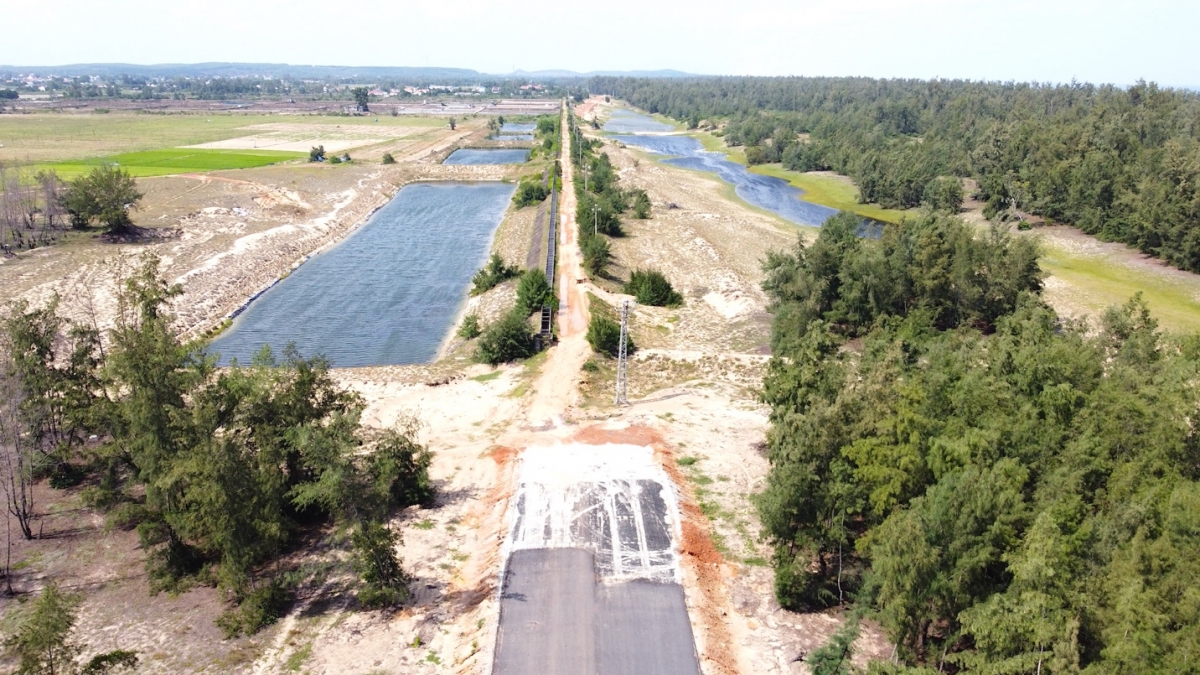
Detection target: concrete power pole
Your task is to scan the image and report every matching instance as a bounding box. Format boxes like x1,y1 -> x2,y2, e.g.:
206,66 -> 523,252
615,300 -> 630,405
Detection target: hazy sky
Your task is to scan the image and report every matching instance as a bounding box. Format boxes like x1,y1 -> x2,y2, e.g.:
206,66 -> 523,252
2,0 -> 1197,86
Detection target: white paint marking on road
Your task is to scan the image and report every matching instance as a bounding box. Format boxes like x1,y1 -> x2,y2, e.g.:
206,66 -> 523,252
502,443 -> 683,583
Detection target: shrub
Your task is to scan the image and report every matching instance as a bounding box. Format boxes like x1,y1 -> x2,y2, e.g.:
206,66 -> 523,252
475,308 -> 536,365
381,152 -> 396,165
471,254 -> 519,295
513,180 -> 549,207
581,235 -> 611,277
586,314 -> 622,356
515,269 -> 554,316
624,269 -> 682,307
458,313 -> 481,339
308,145 -> 325,162
329,155 -> 342,165
353,520 -> 410,609
216,578 -> 290,638
632,189 -> 651,219
81,650 -> 139,674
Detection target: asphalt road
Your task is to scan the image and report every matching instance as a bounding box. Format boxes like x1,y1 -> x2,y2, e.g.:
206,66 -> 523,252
494,548 -> 701,675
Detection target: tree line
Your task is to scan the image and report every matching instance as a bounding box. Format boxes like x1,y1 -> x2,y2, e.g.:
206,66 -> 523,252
0,255 -> 432,643
590,76 -> 1200,273
755,211 -> 1200,673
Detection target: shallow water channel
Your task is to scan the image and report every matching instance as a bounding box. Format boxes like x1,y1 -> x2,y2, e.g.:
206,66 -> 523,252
443,148 -> 530,165
210,182 -> 515,367
605,111 -> 838,227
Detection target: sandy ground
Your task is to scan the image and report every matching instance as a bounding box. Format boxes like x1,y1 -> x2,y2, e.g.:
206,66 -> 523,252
0,101 -> 891,674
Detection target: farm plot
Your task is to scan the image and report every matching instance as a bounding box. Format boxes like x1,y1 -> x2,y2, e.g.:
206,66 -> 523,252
45,148 -> 306,177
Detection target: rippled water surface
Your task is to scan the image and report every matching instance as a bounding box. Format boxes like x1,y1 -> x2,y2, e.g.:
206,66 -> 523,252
443,148 -> 530,164
501,123 -> 536,133
602,108 -> 676,133
210,182 -> 515,367
608,125 -> 837,227
496,133 -> 534,141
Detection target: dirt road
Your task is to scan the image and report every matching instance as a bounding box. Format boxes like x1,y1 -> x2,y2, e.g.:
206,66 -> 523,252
493,103 -> 702,675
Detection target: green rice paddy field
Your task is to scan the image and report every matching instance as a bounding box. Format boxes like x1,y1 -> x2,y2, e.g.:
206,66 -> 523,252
0,112 -> 445,163
45,148 -> 306,178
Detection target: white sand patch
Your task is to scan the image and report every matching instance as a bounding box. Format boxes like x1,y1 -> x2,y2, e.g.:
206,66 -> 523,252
183,122 -> 427,152
504,443 -> 683,583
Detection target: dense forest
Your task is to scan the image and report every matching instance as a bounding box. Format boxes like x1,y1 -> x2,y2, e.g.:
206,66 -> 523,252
589,76 -> 1200,273
0,256 -> 431,639
753,211 -> 1200,673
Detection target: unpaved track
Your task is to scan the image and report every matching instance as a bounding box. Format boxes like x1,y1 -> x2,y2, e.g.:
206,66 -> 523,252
493,103 -> 702,675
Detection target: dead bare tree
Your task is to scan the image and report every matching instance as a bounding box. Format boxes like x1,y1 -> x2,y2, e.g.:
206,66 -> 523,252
0,349 -> 36,540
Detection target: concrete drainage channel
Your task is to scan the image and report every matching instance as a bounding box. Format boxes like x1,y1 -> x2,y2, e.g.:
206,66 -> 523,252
492,444 -> 702,675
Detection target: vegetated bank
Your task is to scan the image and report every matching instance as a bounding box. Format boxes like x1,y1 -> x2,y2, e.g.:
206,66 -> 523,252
0,255 -> 433,655
755,210 -> 1200,672
591,76 -> 1200,273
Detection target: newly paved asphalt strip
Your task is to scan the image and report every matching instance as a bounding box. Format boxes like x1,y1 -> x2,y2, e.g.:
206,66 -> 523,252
494,548 -> 701,675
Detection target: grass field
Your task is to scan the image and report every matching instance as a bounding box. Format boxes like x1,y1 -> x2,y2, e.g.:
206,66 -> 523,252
44,148 -> 306,178
748,165 -> 912,225
686,131 -> 910,224
1039,238 -> 1200,333
0,112 -> 447,163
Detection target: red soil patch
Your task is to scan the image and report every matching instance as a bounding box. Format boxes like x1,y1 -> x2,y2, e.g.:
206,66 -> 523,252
569,423 -> 741,674
488,445 -> 518,465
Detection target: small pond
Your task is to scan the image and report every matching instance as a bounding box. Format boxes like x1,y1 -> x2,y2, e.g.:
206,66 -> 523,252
210,182 -> 515,367
443,148 -> 530,165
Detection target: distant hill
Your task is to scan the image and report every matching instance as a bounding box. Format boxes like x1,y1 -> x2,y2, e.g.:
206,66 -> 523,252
0,63 -> 698,81
509,69 -> 696,79
0,63 -> 484,81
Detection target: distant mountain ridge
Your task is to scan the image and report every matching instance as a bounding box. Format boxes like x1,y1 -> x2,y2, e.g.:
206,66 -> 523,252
0,62 -> 698,80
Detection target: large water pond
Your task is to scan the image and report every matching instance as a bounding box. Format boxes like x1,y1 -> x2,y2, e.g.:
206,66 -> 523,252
603,108 -> 676,134
443,148 -> 530,165
608,129 -> 837,227
501,122 -> 536,133
210,182 -> 515,367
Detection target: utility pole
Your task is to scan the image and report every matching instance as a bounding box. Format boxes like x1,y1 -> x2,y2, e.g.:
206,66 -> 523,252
615,300 -> 630,405
593,203 -> 599,236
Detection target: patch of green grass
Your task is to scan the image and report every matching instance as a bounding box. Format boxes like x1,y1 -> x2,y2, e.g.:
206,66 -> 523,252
284,642 -> 313,672
471,370 -> 502,383
676,455 -> 697,466
748,164 -> 911,225
743,556 -> 769,567
413,519 -> 435,530
426,651 -> 441,665
46,147 -> 306,178
1039,238 -> 1200,333
0,112 -> 445,163
508,382 -> 530,398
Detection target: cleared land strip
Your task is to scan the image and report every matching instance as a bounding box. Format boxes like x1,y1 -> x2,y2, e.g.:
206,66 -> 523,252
494,444 -> 700,675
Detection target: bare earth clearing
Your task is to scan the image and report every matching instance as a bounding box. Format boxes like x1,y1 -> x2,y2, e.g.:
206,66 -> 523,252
19,95 -> 1200,675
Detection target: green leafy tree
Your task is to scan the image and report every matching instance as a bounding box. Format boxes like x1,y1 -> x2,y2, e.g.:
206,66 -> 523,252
308,145 -> 326,162
351,87 -> 370,112
624,269 -> 682,307
475,308 -> 536,365
5,582 -> 80,675
449,117 -> 456,130
471,254 -> 519,295
515,269 -> 554,316
381,152 -> 396,165
352,520 -> 409,609
458,313 -> 481,339
807,614 -> 861,675
586,314 -> 622,356
581,234 -> 611,277
59,166 -> 142,234
922,177 -> 964,213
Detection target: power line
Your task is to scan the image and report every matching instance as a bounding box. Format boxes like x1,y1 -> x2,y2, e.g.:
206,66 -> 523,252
615,300 -> 630,406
